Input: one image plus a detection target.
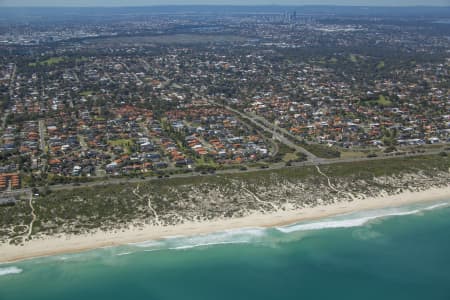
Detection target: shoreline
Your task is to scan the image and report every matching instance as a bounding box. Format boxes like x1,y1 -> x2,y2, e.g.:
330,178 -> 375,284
1,185 -> 449,264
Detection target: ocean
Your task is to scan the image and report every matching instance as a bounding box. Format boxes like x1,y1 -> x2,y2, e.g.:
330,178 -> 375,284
1,200 -> 450,300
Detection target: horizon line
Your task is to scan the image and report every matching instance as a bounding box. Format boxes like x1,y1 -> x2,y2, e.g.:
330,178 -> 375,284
1,4 -> 450,8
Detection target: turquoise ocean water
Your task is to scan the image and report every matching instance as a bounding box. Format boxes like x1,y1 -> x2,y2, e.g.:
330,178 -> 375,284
1,200 -> 450,300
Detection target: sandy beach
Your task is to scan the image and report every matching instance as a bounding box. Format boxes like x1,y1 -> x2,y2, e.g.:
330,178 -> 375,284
1,185 -> 449,264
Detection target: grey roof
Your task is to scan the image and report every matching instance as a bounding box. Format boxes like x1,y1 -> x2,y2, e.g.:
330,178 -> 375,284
0,197 -> 17,205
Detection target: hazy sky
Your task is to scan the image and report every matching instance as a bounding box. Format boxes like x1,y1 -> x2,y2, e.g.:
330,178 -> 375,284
0,0 -> 449,7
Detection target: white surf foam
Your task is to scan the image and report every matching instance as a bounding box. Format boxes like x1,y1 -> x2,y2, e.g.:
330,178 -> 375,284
169,241 -> 249,250
129,240 -> 164,248
0,267 -> 23,276
277,202 -> 448,233
423,203 -> 449,210
166,227 -> 266,250
127,202 -> 449,251
116,252 -> 133,256
129,227 -> 266,251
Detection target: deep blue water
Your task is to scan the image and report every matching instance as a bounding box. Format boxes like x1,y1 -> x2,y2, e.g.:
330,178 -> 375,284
1,200 -> 450,300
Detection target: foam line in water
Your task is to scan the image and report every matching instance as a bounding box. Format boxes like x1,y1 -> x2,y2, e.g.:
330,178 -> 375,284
169,241 -> 249,250
423,203 -> 449,210
166,227 -> 266,249
129,227 -> 267,251
0,267 -> 22,276
116,252 -> 133,256
125,202 -> 449,252
277,210 -> 421,233
277,202 -> 448,233
129,240 -> 164,248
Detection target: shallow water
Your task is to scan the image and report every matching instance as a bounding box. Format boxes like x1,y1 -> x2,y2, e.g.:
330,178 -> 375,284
1,200 -> 450,300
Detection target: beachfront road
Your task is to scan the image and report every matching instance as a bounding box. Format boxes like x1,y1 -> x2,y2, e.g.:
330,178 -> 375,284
6,147 -> 446,196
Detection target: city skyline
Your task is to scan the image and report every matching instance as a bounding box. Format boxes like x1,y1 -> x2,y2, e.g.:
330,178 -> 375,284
0,0 -> 449,7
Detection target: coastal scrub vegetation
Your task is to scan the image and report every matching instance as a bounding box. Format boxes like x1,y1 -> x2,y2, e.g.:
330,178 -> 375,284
0,154 -> 448,244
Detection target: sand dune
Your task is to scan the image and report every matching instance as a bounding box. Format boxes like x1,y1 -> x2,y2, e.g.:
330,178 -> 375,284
0,186 -> 449,264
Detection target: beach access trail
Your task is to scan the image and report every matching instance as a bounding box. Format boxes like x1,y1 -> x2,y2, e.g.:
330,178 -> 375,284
26,194 -> 37,239
1,185 -> 449,264
315,165 -> 358,201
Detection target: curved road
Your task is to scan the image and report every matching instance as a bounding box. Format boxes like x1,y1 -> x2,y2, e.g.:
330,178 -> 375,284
210,101 -> 322,163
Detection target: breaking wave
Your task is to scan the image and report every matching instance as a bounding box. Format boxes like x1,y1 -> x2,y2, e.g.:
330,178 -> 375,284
130,227 -> 266,251
116,252 -> 133,256
277,202 -> 449,233
169,241 -> 248,250
2,201 -> 445,266
129,240 -> 165,248
0,267 -> 22,276
128,201 -> 449,252
423,203 -> 448,211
